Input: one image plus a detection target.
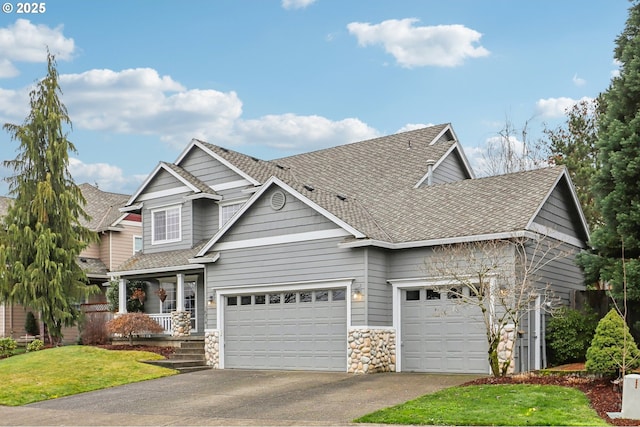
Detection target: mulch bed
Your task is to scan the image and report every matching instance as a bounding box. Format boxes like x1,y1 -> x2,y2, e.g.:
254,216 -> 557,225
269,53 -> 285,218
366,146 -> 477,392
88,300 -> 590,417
97,344 -> 175,359
465,373 -> 634,426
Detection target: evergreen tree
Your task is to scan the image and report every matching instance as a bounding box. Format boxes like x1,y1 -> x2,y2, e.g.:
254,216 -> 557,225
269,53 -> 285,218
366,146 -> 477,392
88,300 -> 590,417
543,97 -> 602,231
577,2 -> 640,298
586,309 -> 640,377
0,53 -> 97,345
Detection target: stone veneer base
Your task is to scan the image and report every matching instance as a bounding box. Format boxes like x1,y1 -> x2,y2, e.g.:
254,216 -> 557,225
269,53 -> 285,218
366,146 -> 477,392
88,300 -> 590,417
204,329 -> 220,368
348,327 -> 396,374
171,311 -> 191,337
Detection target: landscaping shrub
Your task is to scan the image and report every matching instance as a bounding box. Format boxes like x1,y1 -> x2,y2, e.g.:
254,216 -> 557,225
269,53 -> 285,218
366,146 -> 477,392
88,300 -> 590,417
24,312 -> 39,336
106,312 -> 164,345
586,308 -> 640,377
79,312 -> 110,345
26,339 -> 44,352
547,307 -> 599,365
0,337 -> 17,358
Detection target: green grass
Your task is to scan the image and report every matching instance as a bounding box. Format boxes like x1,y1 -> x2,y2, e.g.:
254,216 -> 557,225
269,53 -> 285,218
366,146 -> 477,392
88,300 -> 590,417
355,384 -> 608,426
0,345 -> 176,406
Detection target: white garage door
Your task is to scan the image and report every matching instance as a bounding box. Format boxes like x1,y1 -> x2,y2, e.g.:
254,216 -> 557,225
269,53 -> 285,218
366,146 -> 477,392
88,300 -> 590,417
401,288 -> 489,373
224,288 -> 347,371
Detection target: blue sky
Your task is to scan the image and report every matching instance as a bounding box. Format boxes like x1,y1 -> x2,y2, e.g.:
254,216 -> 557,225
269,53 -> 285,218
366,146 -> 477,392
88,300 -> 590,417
0,0 -> 629,196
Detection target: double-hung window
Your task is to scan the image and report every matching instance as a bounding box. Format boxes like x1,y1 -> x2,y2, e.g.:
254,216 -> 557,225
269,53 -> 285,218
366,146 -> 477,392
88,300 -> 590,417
152,205 -> 181,244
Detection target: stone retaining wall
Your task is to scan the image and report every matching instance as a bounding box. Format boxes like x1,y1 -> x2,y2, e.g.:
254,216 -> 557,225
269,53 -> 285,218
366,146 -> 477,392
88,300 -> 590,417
204,329 -> 220,368
348,328 -> 396,374
171,311 -> 191,337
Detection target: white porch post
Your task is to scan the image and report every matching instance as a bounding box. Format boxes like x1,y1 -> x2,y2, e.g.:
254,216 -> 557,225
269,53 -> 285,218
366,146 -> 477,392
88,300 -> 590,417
118,278 -> 127,314
176,273 -> 185,311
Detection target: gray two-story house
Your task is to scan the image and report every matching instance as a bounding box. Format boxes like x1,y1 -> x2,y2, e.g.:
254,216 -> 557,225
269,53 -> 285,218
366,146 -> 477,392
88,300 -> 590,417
113,123 -> 589,374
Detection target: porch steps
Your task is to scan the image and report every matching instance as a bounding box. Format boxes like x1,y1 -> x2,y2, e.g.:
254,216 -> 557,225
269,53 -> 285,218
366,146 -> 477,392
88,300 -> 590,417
145,340 -> 210,374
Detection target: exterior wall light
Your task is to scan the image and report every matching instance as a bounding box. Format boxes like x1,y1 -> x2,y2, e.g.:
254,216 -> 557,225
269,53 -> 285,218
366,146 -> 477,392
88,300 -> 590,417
208,293 -> 216,307
352,288 -> 364,301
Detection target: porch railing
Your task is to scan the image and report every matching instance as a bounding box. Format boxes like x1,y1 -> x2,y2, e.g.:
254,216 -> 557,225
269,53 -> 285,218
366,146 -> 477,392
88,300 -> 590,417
148,313 -> 172,334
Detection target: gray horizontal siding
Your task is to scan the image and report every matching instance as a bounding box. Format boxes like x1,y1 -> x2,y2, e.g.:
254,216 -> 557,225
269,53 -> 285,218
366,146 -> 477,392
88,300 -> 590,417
366,248 -> 392,326
144,169 -> 184,193
219,187 -> 338,244
206,238 -> 366,328
532,179 -> 586,240
432,151 -> 469,184
180,146 -> 248,187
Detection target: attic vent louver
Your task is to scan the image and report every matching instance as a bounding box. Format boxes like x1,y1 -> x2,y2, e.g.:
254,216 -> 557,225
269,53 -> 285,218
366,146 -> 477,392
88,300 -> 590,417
304,184 -> 314,192
276,164 -> 286,170
270,191 -> 286,210
336,194 -> 347,201
250,156 -> 259,162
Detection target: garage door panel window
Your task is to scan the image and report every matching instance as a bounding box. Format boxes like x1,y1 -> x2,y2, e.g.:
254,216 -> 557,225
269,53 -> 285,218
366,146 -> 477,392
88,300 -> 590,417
241,295 -> 252,305
284,292 -> 296,303
406,290 -> 420,301
300,292 -> 312,302
315,290 -> 328,301
426,289 -> 441,300
255,295 -> 266,304
269,294 -> 281,304
332,289 -> 345,301
228,296 -> 238,306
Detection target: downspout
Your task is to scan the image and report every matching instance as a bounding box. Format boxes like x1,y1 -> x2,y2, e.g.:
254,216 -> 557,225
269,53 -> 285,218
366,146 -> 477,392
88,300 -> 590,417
363,247 -> 369,324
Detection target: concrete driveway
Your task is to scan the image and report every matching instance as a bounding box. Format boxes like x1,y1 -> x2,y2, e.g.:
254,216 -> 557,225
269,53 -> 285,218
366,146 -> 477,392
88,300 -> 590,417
0,369 -> 480,426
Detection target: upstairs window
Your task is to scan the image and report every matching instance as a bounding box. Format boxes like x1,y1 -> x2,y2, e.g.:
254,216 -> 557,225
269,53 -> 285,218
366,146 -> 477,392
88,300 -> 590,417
133,236 -> 143,254
152,206 -> 181,244
219,201 -> 244,227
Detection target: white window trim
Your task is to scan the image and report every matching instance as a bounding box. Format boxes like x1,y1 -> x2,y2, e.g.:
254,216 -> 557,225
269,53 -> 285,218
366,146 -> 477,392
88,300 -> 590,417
151,205 -> 182,245
133,235 -> 143,254
219,198 -> 248,228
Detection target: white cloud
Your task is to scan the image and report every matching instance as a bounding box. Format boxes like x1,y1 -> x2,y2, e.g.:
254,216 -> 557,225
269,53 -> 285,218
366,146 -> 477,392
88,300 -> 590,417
236,113 -> 379,152
68,157 -> 145,194
535,96 -> 593,119
281,0 -> 316,10
59,68 -> 243,148
396,123 -> 434,133
572,73 -> 586,86
347,18 -> 490,68
0,19 -> 75,77
1,66 -> 380,157
612,59 -> 622,78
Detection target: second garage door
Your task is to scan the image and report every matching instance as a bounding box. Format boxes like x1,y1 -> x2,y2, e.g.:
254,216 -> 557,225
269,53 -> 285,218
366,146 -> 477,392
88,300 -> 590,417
224,288 -> 347,371
401,287 -> 489,374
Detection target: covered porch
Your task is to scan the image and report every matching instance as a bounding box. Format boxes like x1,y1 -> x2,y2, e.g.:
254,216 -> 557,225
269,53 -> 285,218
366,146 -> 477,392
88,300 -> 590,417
115,270 -> 206,336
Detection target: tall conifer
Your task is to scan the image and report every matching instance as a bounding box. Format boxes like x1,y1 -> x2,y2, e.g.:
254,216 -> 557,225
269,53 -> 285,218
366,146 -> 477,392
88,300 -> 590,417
0,53 -> 97,344
578,1 -> 640,299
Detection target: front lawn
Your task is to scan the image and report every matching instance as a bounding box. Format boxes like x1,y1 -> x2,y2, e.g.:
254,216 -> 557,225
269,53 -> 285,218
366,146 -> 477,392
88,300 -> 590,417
0,345 -> 176,406
355,383 -> 607,426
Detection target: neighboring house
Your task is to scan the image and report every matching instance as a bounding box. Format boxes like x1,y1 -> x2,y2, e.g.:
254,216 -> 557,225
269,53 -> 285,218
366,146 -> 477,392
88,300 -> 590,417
113,123 -> 590,374
0,184 -> 141,343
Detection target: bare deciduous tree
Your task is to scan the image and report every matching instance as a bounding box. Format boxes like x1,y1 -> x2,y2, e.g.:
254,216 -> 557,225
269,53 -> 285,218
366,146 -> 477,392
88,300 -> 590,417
425,236 -> 567,376
479,119 -> 548,177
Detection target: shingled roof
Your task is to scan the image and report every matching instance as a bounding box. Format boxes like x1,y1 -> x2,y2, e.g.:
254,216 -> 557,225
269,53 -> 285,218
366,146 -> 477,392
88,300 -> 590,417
191,125 -> 581,248
78,183 -> 130,232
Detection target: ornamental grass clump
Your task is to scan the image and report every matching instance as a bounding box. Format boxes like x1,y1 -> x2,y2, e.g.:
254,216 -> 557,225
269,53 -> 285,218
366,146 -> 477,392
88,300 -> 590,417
586,308 -> 640,377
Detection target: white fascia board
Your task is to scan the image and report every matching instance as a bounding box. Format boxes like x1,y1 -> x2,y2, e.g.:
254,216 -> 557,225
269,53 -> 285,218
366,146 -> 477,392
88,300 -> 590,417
525,168 -> 591,243
192,141 -> 261,186
213,229 -> 350,251
196,176 -> 364,257
527,223 -> 588,248
184,193 -> 222,201
429,124 -> 455,146
453,141 -> 476,179
211,179 -> 253,192
339,231 -> 533,250
126,163 -> 164,206
110,263 -> 204,278
125,163 -> 201,206
120,203 -> 143,213
188,253 -> 220,264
